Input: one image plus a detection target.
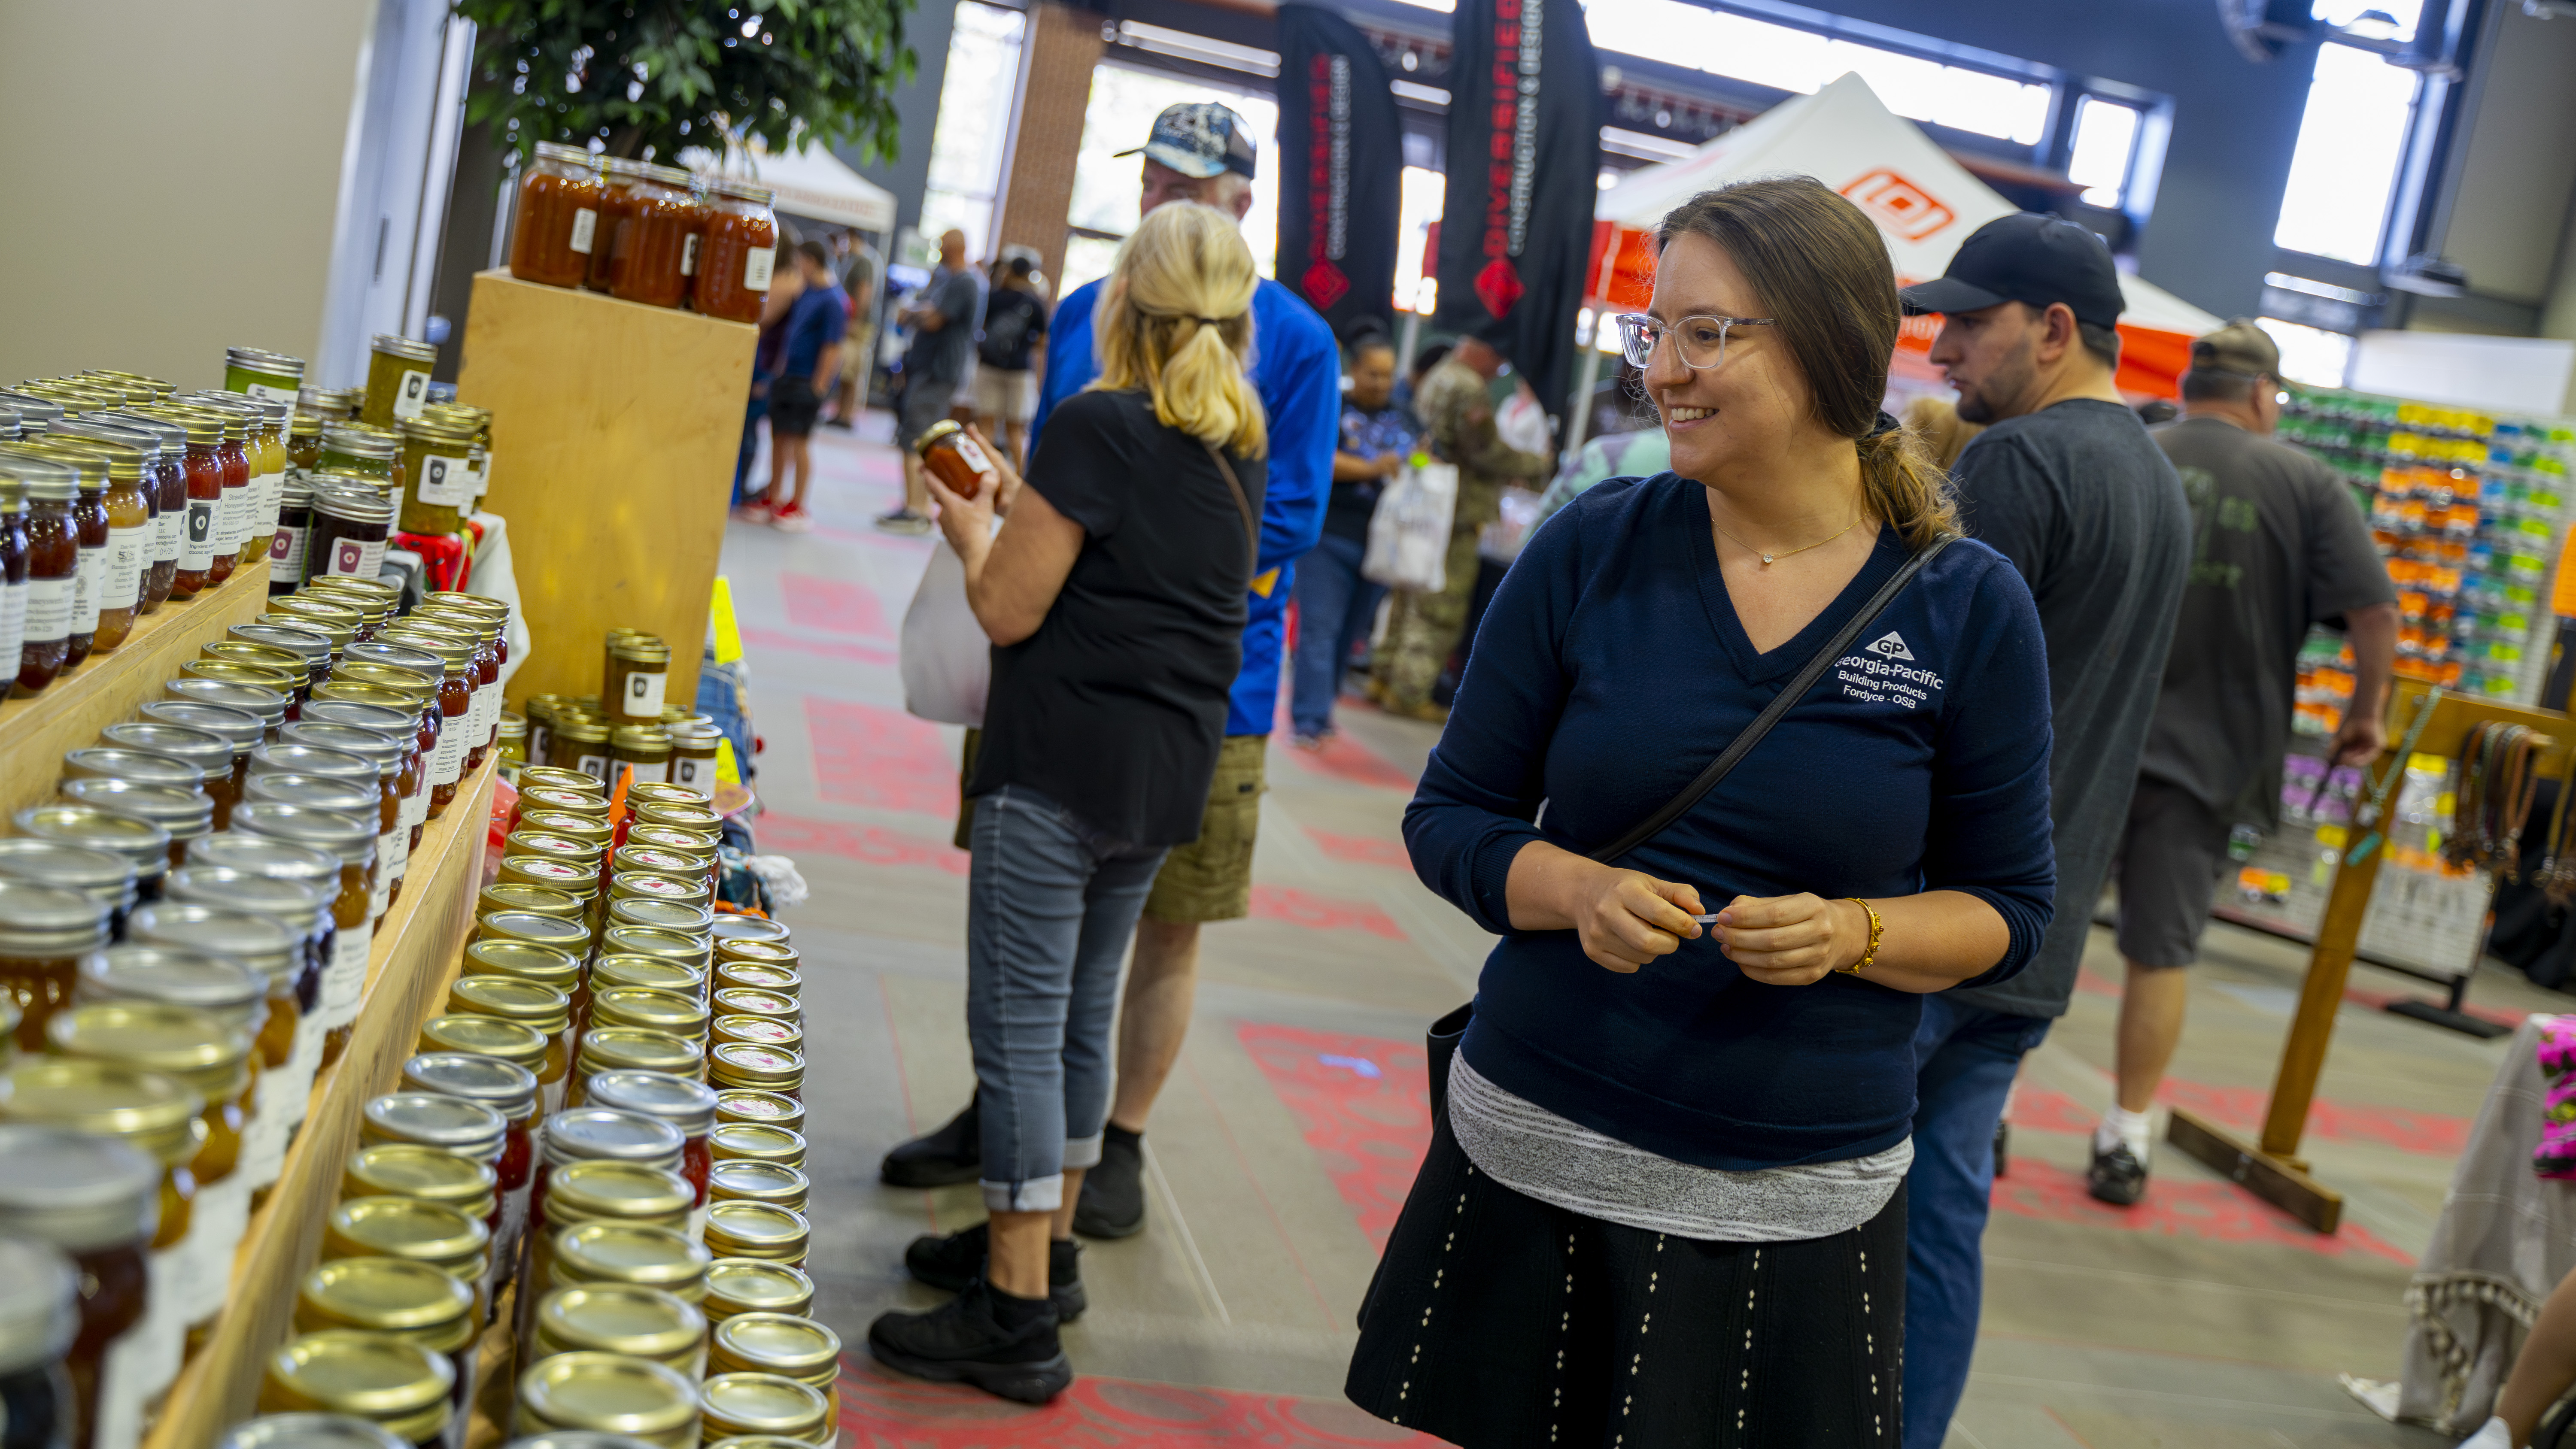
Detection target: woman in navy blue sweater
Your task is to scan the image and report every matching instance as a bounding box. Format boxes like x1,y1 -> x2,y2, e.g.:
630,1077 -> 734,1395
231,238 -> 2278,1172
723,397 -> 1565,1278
1345,178 -> 2055,1446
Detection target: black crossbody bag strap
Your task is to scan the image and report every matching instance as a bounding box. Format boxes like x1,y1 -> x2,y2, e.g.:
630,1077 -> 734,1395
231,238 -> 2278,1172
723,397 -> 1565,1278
1202,442 -> 1260,587
1583,534 -> 1956,864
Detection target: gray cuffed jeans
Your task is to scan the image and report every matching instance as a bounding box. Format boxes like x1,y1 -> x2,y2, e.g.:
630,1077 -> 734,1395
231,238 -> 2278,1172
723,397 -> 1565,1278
967,782 -> 1169,1213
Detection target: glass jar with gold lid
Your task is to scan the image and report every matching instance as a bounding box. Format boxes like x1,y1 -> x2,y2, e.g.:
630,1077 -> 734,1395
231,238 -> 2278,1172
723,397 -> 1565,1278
607,899 -> 714,940
110,910 -> 306,1194
361,337 -> 439,430
516,766 -> 608,800
702,1202 -> 808,1266
58,779 -> 214,870
340,1143 -> 498,1223
216,1413 -> 407,1449
496,713 -> 528,778
709,1311 -> 837,1393
711,1015 -> 801,1055
521,1158 -> 694,1328
589,957 -> 705,1005
446,977 -> 572,1092
606,873 -> 711,918
0,1121 -> 165,1449
0,877 -> 113,1053
510,787 -> 607,835
708,1124 -> 804,1170
573,1031 -> 702,1102
474,909 -> 593,961
460,938 -> 583,1013
709,987 -> 796,1029
707,1043 -> 802,1098
714,963 -> 800,1003
513,1350 -> 698,1449
520,809 -> 613,856
503,835 -> 606,888
702,1260 -> 814,1324
321,1198 -> 488,1315
498,855 -> 599,899
547,715 -> 613,785
604,636 -> 671,726
295,1256 -> 474,1363
713,1091 -> 804,1135
705,1160 -> 808,1215
360,1092 -> 505,1167
413,1015 -> 553,1107
399,1054 -> 539,1202
699,1371 -> 827,1443
259,1330 -> 453,1448
546,1222 -> 708,1303
584,1071 -> 717,1210
529,1284 -> 705,1376
393,418 -> 474,536
601,926 -> 708,974
608,727 -> 673,785
590,988 -> 709,1045
480,883 -> 584,923
229,801 -> 379,1064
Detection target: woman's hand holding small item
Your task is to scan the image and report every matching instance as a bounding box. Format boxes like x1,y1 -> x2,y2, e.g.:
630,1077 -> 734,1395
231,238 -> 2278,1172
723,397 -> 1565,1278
1711,894 -> 1866,985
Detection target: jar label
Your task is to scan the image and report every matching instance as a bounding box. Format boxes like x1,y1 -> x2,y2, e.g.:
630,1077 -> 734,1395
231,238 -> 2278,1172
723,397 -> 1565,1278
245,381 -> 299,406
102,523 -> 146,611
188,1171 -> 252,1325
682,233 -> 702,276
214,482 -> 246,555
271,521 -> 308,579
91,1308 -> 162,1449
0,580 -> 24,664
577,751 -> 611,785
744,246 -> 776,292
323,533 -> 387,582
152,496 -> 182,564
326,915 -> 375,1019
257,465 -> 284,537
417,453 -> 473,508
393,368 -> 433,421
183,497 -> 218,570
433,724 -> 465,786
570,207 -> 598,255
369,838 -> 393,916
384,818 -> 410,884
22,575 -> 69,644
673,752 -> 715,798
403,778 -> 430,829
464,450 -> 489,500
72,543 -> 102,632
623,667 -> 669,718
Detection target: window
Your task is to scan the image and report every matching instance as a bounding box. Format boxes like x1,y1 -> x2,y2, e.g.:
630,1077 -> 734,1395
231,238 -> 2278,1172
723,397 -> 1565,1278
1577,0 -> 2050,144
2066,97 -> 2141,209
1062,65 -> 1280,297
2272,41 -> 2422,265
2260,317 -> 2355,388
1395,166 -> 1446,314
916,1 -> 1026,263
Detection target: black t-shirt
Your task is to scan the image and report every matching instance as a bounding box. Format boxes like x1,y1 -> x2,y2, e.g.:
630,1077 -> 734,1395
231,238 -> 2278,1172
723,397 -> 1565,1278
966,388 -> 1264,846
2143,417 -> 2395,826
978,288 -> 1049,372
1944,397 -> 2192,1020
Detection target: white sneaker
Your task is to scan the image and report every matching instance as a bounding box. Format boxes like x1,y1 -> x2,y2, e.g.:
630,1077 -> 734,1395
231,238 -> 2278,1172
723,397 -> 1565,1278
2458,1415 -> 2513,1448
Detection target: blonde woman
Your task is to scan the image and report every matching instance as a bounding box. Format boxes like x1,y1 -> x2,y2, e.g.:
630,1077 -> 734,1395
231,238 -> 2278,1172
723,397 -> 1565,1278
868,201 -> 1267,1404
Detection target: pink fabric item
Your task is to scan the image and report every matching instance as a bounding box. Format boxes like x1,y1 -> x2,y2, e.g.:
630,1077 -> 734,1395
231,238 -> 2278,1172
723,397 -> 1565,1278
2533,1017 -> 2576,1178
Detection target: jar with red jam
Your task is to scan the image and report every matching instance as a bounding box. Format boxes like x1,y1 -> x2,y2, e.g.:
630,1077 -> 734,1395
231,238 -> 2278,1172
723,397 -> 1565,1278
511,142 -> 604,289
692,180 -> 777,323
399,1054 -> 539,1249
137,408 -> 230,594
7,457 -> 76,695
583,1070 -> 718,1210
375,631 -> 474,809
587,158 -> 649,292
608,163 -> 700,309
524,1107 -> 686,1294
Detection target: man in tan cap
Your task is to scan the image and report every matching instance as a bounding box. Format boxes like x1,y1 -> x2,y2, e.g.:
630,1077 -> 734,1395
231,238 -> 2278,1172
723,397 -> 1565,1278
2088,319 -> 2399,1206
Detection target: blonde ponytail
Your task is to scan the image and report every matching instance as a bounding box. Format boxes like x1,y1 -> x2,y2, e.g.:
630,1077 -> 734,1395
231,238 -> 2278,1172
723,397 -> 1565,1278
1860,424 -> 1959,548
1091,203 -> 1268,458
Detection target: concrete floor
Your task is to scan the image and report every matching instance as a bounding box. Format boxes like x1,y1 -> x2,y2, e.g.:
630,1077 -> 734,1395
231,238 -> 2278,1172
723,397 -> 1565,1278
732,417 -> 2557,1447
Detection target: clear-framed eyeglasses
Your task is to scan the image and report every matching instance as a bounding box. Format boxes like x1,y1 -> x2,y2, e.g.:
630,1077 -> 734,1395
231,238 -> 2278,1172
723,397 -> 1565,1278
1613,313 -> 1774,371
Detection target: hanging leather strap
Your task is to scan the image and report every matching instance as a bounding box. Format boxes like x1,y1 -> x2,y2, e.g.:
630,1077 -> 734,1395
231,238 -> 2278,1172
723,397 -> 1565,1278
1203,442 -> 1260,587
1585,534 -> 1956,864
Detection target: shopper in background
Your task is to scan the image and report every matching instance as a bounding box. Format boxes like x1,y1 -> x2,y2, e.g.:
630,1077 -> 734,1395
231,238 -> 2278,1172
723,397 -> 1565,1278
1897,212 -> 2192,1449
1397,340 -> 1449,416
756,241 -> 848,535
1287,326 -> 1415,749
1350,175 -> 2055,1446
2088,320 -> 2398,1204
879,101 -> 1338,1247
732,250 -> 806,521
1368,327 -> 1554,721
868,202 -> 1269,1404
975,255 -> 1051,468
825,232 -> 881,429
879,227 -> 984,536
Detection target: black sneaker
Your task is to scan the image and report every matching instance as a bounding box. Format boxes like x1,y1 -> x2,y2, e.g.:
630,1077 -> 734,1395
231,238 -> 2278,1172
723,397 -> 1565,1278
1072,1130 -> 1146,1240
869,1278 -> 1072,1404
905,1222 -> 1088,1322
882,1095 -> 981,1188
2086,1140 -> 2148,1206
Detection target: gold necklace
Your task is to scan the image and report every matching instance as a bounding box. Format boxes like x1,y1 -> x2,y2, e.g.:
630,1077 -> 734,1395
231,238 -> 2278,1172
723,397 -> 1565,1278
1711,512 -> 1862,566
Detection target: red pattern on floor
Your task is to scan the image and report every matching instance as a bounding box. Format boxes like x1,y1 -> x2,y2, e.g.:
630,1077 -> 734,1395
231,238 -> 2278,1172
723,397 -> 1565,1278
1989,1156 -> 2414,1264
837,1356 -> 1434,1445
758,811 -> 969,876
1236,1024 -> 1432,1249
782,571 -> 894,637
806,698 -> 960,816
2010,1082 -> 2467,1155
1305,830 -> 1411,870
743,626 -> 898,666
1248,887 -> 1406,940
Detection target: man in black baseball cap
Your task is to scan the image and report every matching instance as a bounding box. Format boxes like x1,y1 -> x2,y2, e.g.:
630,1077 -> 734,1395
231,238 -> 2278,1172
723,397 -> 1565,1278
1892,213 -> 2194,1449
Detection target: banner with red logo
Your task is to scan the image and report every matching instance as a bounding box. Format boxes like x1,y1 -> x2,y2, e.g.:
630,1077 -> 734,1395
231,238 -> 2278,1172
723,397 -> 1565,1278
1431,0 -> 1601,434
1276,5 -> 1402,340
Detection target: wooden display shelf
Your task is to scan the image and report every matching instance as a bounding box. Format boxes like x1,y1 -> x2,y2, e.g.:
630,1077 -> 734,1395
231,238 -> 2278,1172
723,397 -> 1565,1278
0,560 -> 273,822
142,757 -> 499,1449
456,269 -> 757,717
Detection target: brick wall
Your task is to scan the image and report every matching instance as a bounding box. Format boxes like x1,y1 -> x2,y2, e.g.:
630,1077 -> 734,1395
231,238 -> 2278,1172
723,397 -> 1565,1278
993,0 -> 1106,296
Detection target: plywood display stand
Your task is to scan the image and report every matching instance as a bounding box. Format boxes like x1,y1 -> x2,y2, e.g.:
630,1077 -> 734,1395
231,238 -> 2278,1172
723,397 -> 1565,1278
0,560 -> 272,821
456,270 -> 757,716
2169,677 -> 2570,1233
140,759 -> 499,1449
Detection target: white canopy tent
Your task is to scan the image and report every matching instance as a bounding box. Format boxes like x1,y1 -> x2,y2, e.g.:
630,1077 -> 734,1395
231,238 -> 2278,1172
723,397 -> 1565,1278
1590,74 -> 2222,396
685,139 -> 896,233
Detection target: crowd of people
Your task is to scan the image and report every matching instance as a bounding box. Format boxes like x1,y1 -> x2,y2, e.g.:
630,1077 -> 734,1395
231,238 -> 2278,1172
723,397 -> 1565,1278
795,89 -> 2407,1446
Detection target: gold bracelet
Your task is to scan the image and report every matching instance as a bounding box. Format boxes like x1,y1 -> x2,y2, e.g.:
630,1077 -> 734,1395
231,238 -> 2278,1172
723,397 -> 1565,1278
1838,897 -> 1881,976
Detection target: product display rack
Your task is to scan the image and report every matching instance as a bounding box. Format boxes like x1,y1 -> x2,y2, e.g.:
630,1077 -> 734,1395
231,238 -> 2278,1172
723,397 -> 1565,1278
0,560 -> 273,821
138,757 -> 499,1449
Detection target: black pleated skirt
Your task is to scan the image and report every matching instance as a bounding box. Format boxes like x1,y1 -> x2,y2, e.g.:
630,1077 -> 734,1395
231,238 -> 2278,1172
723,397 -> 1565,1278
1345,1110 -> 1905,1449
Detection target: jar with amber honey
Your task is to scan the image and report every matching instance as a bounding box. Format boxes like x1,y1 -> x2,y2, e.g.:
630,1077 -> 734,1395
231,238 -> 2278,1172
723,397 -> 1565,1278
95,410 -> 186,612
511,143 -> 605,289
0,1123 -> 162,1449
0,840 -> 135,945
548,715 -> 611,785
363,336 -> 439,429
693,181 -> 778,323
0,879 -> 111,1053
610,727 -> 673,785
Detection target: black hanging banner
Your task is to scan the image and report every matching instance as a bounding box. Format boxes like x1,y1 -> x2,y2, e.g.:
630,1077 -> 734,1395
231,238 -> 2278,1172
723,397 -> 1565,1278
1276,4 -> 1403,338
1432,0 -> 1602,427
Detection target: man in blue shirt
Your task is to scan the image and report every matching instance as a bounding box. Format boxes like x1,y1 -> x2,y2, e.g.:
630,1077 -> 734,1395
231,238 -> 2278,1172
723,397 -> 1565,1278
758,241 -> 846,534
882,102 -> 1339,1243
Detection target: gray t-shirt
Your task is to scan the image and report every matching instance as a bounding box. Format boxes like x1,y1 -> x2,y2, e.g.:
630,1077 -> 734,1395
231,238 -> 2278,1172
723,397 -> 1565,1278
905,267 -> 984,386
1945,398 -> 2191,1020
2143,416 -> 2395,828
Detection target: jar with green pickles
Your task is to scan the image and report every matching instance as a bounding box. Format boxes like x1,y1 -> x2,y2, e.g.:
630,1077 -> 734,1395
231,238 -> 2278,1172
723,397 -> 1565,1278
395,419 -> 475,536
362,336 -> 439,429
317,426 -> 398,488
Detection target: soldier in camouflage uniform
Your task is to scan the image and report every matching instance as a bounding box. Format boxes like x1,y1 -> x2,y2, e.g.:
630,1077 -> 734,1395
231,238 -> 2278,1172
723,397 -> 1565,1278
1371,333 -> 1552,718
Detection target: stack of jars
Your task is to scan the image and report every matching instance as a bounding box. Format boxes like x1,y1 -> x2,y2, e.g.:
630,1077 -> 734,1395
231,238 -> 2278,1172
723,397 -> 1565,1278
515,655 -> 722,804
505,142 -> 780,325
